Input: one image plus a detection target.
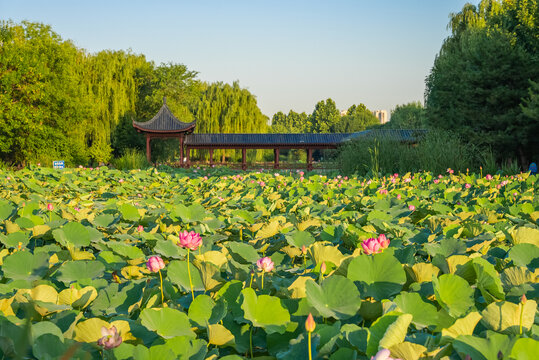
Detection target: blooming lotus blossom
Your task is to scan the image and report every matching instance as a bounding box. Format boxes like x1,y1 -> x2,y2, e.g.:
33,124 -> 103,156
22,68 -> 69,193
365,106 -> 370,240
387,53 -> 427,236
362,234 -> 390,255
137,225 -> 144,232
371,349 -> 400,360
178,231 -> 202,251
465,183 -> 471,189
47,203 -> 53,211
146,256 -> 165,273
257,257 -> 274,272
97,326 -> 122,350
409,205 -> 416,211
378,234 -> 390,249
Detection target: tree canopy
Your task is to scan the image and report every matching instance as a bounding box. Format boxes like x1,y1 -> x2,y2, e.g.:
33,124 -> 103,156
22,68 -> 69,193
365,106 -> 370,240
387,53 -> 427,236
386,102 -> 426,129
425,0 -> 539,165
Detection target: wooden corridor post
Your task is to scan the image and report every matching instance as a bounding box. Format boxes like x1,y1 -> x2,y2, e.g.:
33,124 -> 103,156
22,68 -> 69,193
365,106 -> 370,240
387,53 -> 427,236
242,148 -> 247,170
209,149 -> 214,166
274,148 -> 280,169
179,135 -> 184,167
307,148 -> 313,171
146,135 -> 151,163
185,146 -> 190,168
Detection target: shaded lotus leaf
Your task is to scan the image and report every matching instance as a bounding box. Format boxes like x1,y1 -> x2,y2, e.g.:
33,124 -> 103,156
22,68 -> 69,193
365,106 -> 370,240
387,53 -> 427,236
510,338 -> 539,360
167,260 -> 204,292
432,274 -> 474,318
480,300 -> 536,335
472,257 -> 505,302
55,260 -> 105,284
195,250 -> 227,268
255,220 -> 280,240
208,324 -> 235,347
366,313 -> 413,357
226,242 -> 259,264
287,276 -> 315,299
500,266 -> 535,289
305,275 -> 361,320
453,333 -> 515,360
140,307 -> 195,339
389,341 -> 427,360
91,281 -> 145,316
340,324 -> 368,354
508,243 -> 539,269
188,294 -> 226,327
440,311 -> 482,343
2,251 -> 49,280
393,292 -> 438,329
0,297 -> 15,316
407,262 -> 440,283
52,222 -> 90,248
32,334 -> 67,360
1,231 -> 29,248
0,201 -> 14,221
424,237 -> 467,258
31,321 -> 64,343
58,286 -> 97,309
347,251 -> 406,300
241,288 -> 290,334
172,203 -> 206,223
286,230 -> 315,248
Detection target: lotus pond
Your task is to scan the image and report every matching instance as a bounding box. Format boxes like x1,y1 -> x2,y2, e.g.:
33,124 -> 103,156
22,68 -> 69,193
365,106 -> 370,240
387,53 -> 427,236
0,166 -> 537,359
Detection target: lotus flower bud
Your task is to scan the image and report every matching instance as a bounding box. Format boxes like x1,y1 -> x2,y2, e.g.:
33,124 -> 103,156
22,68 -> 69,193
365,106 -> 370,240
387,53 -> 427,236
305,313 -> 316,333
408,205 -> 416,211
47,203 -> 53,211
320,262 -> 326,274
521,294 -> 527,304
178,230 -> 202,251
301,245 -> 307,255
137,225 -> 144,232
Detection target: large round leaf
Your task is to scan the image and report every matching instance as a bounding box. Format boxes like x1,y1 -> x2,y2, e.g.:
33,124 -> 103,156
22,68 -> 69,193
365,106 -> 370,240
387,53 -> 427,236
140,307 -> 195,339
507,243 -> 539,269
52,222 -> 90,248
240,288 -> 290,334
166,260 -> 204,292
471,257 -> 504,302
347,251 -> 406,300
305,275 -> 361,320
453,333 -> 515,360
432,274 -> 474,318
366,313 -> 413,357
393,292 -> 438,329
286,231 -> 315,248
188,294 -> 226,327
480,300 -> 536,335
55,260 -> 105,284
2,251 -> 49,281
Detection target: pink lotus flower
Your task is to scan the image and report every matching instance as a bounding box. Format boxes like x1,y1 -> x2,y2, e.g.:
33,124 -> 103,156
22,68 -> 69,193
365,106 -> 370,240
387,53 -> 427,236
47,203 -> 54,211
137,225 -> 144,232
396,194 -> 401,200
178,231 -> 202,251
362,237 -> 382,255
433,179 -> 439,184
465,183 -> 471,189
97,326 -> 122,350
146,256 -> 165,273
378,234 -> 390,249
447,168 -> 454,174
371,349 -> 400,360
257,257 -> 274,272
408,205 -> 416,211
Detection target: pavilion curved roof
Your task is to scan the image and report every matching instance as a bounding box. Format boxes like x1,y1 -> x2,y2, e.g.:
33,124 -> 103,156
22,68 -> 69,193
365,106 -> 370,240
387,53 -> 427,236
133,98 -> 196,133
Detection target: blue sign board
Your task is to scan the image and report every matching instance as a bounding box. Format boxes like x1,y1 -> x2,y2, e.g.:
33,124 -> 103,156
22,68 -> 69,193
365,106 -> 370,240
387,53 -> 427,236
53,161 -> 65,169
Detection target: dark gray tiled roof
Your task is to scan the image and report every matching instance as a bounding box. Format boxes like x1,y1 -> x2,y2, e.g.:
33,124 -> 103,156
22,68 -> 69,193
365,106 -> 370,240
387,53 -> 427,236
343,129 -> 427,142
184,133 -> 353,146
133,103 -> 195,133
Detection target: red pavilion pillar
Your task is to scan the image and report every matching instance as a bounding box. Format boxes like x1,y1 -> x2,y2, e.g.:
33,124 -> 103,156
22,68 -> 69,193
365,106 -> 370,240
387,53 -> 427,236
179,135 -> 184,167
146,135 -> 151,163
307,148 -> 313,171
274,148 -> 280,169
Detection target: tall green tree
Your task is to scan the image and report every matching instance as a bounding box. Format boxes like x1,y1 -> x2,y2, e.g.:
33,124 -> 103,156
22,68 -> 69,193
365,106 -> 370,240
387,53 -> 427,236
271,110 -> 309,133
387,102 -> 426,129
332,104 -> 379,132
309,98 -> 340,133
425,0 -> 539,165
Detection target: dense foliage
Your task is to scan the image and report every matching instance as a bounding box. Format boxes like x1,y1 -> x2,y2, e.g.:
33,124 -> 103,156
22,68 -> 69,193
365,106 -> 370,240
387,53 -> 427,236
0,21 -> 269,166
385,102 -> 426,130
0,167 -> 537,359
271,100 -> 379,134
425,0 -> 539,166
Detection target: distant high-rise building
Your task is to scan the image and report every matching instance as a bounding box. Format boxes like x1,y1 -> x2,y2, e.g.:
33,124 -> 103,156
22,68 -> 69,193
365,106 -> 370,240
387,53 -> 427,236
372,110 -> 389,124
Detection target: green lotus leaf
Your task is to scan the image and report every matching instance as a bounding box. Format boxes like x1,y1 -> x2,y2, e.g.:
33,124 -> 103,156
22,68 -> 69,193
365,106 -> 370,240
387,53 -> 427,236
2,251 -> 49,281
309,242 -> 346,268
52,222 -> 90,248
32,334 -> 67,359
91,281 -> 145,316
227,242 -> 259,264
1,231 -> 30,248
31,321 -> 64,343
188,294 -> 227,327
15,216 -> 34,229
154,240 -> 185,259
0,201 -> 14,221
366,313 -> 413,357
510,337 -> 539,360
140,307 -> 195,339
432,273 -> 474,318
347,251 -> 406,300
173,203 -> 206,223
424,237 -> 466,258
305,275 -> 361,320
208,324 -> 235,347
472,257 -> 505,302
107,241 -> 145,260
393,292 -> 439,328
166,260 -> 205,292
453,332 -> 515,360
389,341 -> 427,360
440,311 -> 482,343
93,214 -> 116,228
120,203 -> 140,222
508,243 -> 539,269
340,324 -> 368,354
241,288 -> 290,334
55,260 -> 105,284
480,299 -> 536,334
286,230 -> 315,248
231,209 -> 256,224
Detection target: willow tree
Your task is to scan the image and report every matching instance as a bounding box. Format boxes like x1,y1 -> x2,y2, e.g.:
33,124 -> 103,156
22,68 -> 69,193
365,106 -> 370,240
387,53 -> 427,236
191,81 -> 269,161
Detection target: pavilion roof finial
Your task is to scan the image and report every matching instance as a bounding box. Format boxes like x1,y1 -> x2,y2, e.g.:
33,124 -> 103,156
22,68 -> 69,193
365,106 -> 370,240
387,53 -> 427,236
163,96 -> 167,105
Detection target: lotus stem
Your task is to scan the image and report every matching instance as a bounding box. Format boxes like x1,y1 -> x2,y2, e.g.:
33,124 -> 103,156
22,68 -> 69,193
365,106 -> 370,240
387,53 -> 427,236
308,331 -> 312,360
519,303 -> 524,335
249,326 -> 253,359
240,228 -> 243,241
158,269 -> 164,305
260,272 -> 264,290
249,272 -> 254,288
187,249 -> 195,301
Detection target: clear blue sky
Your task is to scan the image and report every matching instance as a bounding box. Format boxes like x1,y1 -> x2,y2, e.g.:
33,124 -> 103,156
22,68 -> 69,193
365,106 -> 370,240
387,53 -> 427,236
1,0 -> 471,118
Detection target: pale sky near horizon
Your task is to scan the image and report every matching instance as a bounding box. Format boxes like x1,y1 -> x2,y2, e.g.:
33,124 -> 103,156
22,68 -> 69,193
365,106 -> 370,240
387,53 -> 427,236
1,0 -> 471,118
